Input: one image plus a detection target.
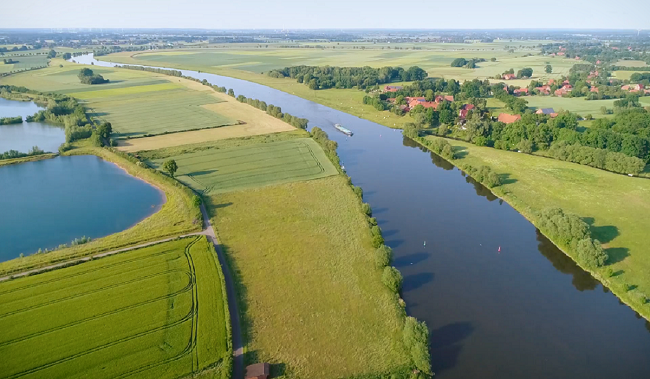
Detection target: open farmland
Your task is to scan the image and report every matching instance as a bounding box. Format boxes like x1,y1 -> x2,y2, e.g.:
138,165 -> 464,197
148,138 -> 337,194
0,54 -> 48,74
208,176 -> 412,378
0,236 -> 231,379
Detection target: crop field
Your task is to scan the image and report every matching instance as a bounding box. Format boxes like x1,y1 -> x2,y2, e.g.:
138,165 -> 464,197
0,61 -> 238,138
0,236 -> 231,379
422,135 -> 650,320
487,97 -> 619,119
0,55 -> 48,74
148,138 -> 337,194
208,176 -> 411,378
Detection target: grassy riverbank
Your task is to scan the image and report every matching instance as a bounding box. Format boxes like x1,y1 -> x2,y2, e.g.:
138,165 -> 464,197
0,141 -> 202,276
413,135 -> 650,320
0,153 -> 57,167
0,236 -> 232,379
208,176 -> 414,378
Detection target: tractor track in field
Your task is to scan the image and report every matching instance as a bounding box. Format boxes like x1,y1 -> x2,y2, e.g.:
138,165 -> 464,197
0,205 -> 245,379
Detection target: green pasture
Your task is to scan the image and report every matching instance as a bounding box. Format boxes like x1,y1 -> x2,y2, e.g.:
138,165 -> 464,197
0,236 -> 231,379
148,138 -> 337,194
487,96 -> 619,118
0,55 -> 48,74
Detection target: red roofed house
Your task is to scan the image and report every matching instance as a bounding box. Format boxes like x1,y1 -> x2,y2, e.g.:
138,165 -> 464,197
498,113 -> 521,124
622,84 -> 644,92
502,73 -> 517,80
444,95 -> 454,102
590,86 -> 599,93
384,85 -> 403,93
458,104 -> 475,120
555,85 -> 573,97
547,79 -> 555,85
557,52 -> 565,56
536,85 -> 551,95
513,88 -> 528,96
562,80 -> 570,85
245,363 -> 270,379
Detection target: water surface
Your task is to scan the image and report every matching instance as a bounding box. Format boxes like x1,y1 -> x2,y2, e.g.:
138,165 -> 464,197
76,54 -> 650,378
0,98 -> 65,153
0,155 -> 164,261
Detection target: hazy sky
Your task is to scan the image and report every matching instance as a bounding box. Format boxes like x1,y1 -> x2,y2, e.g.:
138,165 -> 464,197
4,0 -> 650,30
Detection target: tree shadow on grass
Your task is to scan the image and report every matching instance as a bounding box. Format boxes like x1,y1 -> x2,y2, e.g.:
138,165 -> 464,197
582,217 -> 620,244
606,247 -> 630,265
430,322 -> 475,374
498,173 -> 517,185
191,169 -> 219,177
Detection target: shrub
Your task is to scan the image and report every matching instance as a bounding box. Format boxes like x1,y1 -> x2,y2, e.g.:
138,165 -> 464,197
372,234 -> 385,248
361,202 -> 372,216
403,317 -> 432,375
352,185 -> 363,200
375,245 -> 393,268
536,208 -> 590,248
517,139 -> 533,153
58,142 -> 72,153
382,266 -> 403,293
576,238 -> 608,268
192,195 -> 202,207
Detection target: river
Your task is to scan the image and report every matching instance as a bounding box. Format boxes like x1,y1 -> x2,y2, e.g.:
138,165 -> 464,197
74,54 -> 650,378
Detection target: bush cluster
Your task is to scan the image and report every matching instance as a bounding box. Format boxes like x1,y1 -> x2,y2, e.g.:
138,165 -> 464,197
382,266 -> 403,293
549,141 -> 645,175
235,94 -> 308,129
0,116 -> 22,125
403,317 -> 433,375
466,165 -> 501,188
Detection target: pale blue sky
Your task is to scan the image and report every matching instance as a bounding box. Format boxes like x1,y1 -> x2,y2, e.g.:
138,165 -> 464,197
3,0 -> 650,30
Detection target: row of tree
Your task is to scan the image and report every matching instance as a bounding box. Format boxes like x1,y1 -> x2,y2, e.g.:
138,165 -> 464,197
0,146 -> 45,161
234,94 -> 309,129
548,141 -> 645,174
0,116 -> 22,125
267,65 -> 428,90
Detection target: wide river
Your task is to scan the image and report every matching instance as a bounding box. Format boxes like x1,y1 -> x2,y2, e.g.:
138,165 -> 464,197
0,98 -> 164,261
76,54 -> 650,378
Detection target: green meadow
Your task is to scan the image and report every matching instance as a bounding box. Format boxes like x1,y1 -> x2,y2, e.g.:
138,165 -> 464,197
0,60 -> 237,138
147,138 -> 337,194
0,236 -> 231,379
0,54 -> 48,74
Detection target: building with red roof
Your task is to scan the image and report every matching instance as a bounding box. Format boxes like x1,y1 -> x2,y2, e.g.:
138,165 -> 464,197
498,113 -> 521,124
502,73 -> 516,80
513,88 -> 529,96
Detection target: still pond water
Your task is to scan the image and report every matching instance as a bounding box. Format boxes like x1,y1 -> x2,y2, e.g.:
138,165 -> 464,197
76,54 -> 650,378
0,98 -> 65,154
0,156 -> 164,261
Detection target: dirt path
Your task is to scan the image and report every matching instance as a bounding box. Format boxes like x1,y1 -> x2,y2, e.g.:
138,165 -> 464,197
0,204 -> 245,379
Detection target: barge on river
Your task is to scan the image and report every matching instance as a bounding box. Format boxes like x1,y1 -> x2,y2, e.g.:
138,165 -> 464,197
334,124 -> 353,136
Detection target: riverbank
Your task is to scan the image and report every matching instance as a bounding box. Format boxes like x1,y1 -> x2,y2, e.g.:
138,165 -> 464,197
0,141 -> 202,276
0,153 -> 56,167
408,134 -> 650,322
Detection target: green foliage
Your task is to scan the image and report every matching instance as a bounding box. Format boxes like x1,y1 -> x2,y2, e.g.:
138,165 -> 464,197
548,141 -> 645,175
192,195 -> 202,207
77,68 -> 108,85
268,65 -> 427,89
0,116 -> 22,125
467,165 -> 501,188
352,185 -> 363,200
517,139 -> 534,153
576,238 -> 608,268
382,266 -> 403,293
1,146 -> 45,161
451,58 -> 468,67
62,52 -> 72,60
535,208 -> 590,248
375,245 -> 393,268
90,131 -> 103,147
162,159 -> 178,178
545,64 -> 553,74
403,317 -> 432,375
235,94 -> 308,129
96,121 -> 112,139
362,202 -> 372,216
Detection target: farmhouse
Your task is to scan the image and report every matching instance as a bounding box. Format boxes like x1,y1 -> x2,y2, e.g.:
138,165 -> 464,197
621,84 -> 644,92
458,104 -> 475,120
384,85 -> 403,92
245,363 -> 270,379
502,73 -> 516,80
513,88 -> 528,96
536,85 -> 551,95
405,95 -> 453,110
536,108 -> 558,117
590,86 -> 599,93
498,113 -> 521,124
554,85 -> 573,97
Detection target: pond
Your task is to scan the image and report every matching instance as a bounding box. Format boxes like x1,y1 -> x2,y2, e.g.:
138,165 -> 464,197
0,155 -> 164,261
0,97 -> 65,154
75,54 -> 650,378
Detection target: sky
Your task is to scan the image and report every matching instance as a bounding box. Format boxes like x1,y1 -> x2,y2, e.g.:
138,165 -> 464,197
3,0 -> 650,30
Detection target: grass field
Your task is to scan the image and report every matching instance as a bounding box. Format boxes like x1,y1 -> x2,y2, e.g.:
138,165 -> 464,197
209,176 -> 412,378
421,135 -> 650,320
0,142 -> 202,277
0,60 -> 238,138
148,138 -> 337,194
0,236 -> 231,379
0,55 -> 48,74
486,96 -> 619,119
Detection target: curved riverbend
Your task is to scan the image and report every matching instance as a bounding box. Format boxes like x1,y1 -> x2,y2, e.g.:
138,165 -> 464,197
75,54 -> 650,379
0,155 -> 165,261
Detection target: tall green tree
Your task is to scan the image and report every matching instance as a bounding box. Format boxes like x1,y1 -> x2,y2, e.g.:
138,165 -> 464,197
162,159 -> 178,178
545,64 -> 553,74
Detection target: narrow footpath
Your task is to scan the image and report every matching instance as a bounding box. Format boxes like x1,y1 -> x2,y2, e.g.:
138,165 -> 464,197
0,204 -> 245,379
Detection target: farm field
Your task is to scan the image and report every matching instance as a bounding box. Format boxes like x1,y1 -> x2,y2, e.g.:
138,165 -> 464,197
208,175 -> 412,378
0,60 -> 238,138
487,96 -> 619,119
421,135 -> 650,319
0,236 -> 231,379
0,54 -> 48,74
147,138 -> 337,194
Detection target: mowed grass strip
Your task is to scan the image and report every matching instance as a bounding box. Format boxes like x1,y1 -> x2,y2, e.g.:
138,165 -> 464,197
149,138 -> 337,194
209,176 -> 411,378
0,236 -> 231,379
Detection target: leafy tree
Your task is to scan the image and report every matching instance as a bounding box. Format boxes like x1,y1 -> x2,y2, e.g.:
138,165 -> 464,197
382,266 -> 403,293
576,238 -> 608,268
450,58 -> 468,67
62,52 -> 71,60
227,88 -> 235,97
403,317 -> 432,375
47,49 -> 56,58
375,245 -> 392,268
96,122 -> 112,139
517,67 -> 533,78
162,159 -> 178,178
545,64 -> 553,74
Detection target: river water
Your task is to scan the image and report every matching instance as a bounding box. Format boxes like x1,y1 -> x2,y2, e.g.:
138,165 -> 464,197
74,54 -> 650,378
0,98 -> 65,154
